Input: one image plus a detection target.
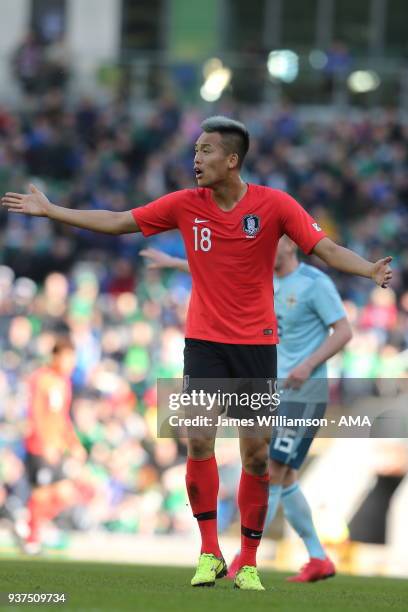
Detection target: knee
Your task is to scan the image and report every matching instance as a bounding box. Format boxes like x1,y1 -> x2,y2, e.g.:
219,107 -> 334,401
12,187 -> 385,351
55,480 -> 75,502
282,468 -> 297,488
242,447 -> 268,476
269,460 -> 287,485
188,438 -> 214,459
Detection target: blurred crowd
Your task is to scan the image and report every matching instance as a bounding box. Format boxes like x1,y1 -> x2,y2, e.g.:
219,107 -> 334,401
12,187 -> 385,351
12,31 -> 70,96
1,77 -> 408,542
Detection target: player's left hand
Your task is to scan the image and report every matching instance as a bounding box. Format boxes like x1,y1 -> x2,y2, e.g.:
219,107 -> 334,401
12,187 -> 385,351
285,362 -> 313,389
371,256 -> 393,288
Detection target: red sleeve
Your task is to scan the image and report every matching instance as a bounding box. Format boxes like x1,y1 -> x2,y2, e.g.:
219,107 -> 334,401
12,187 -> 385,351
277,191 -> 327,254
131,191 -> 181,237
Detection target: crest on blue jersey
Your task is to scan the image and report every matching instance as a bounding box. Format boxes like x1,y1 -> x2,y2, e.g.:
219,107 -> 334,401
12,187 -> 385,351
242,214 -> 260,237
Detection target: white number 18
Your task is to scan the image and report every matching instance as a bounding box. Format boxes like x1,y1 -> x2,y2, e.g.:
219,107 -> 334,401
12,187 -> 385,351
193,226 -> 212,252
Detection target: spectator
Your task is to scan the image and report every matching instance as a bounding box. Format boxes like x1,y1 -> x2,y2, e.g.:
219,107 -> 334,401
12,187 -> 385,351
12,32 -> 44,95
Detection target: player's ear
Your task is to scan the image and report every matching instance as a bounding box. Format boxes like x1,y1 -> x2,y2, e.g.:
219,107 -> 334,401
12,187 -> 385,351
228,153 -> 239,169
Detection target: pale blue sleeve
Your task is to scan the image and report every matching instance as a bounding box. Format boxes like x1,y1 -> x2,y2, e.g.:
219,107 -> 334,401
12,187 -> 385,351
310,274 -> 346,327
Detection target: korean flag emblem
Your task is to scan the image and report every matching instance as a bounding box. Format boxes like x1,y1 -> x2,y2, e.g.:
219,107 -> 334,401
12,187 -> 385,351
242,214 -> 260,237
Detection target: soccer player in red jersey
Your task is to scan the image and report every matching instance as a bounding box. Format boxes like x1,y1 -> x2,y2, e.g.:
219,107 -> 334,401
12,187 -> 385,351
23,336 -> 89,553
2,117 -> 392,588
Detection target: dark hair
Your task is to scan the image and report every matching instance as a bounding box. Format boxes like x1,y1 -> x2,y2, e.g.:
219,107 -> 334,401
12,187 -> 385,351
52,335 -> 74,355
200,116 -> 250,168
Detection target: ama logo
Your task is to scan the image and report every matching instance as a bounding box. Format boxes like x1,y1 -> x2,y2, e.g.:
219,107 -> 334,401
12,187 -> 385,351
242,214 -> 260,238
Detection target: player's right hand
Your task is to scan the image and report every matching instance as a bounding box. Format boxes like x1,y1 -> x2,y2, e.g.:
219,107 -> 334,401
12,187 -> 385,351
1,184 -> 51,217
284,361 -> 313,389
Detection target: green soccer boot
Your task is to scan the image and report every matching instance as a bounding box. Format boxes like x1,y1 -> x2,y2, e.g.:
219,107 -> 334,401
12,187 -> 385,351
191,553 -> 228,587
234,565 -> 265,591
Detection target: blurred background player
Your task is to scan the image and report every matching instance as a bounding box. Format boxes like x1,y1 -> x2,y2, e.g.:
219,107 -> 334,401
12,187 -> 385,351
140,236 -> 352,582
23,336 -> 89,553
234,235 -> 352,581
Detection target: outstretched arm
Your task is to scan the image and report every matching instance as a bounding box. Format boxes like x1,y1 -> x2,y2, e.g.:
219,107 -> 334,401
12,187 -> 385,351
140,248 -> 190,272
1,184 -> 139,235
312,237 -> 392,288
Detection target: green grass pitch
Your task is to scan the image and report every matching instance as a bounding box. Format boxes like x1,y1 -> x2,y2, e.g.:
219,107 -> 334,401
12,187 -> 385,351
0,559 -> 407,611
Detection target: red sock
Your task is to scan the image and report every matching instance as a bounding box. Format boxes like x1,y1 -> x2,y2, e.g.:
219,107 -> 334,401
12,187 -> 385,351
27,496 -> 42,542
43,489 -> 72,521
27,488 -> 72,542
238,469 -> 269,567
186,455 -> 221,557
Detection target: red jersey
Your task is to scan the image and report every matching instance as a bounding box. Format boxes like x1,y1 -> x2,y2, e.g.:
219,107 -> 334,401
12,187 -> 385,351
25,366 -> 79,456
132,184 -> 326,344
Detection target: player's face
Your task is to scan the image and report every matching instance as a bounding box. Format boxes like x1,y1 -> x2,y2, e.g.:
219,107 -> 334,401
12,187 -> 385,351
54,348 -> 76,376
194,132 -> 234,187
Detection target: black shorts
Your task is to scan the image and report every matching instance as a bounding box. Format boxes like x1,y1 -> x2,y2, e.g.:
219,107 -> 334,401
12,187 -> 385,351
183,338 -> 277,379
25,452 -> 65,487
182,339 -> 277,430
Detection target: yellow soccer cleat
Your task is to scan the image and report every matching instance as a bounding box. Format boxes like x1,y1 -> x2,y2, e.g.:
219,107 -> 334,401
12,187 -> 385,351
191,553 -> 228,587
234,565 -> 265,591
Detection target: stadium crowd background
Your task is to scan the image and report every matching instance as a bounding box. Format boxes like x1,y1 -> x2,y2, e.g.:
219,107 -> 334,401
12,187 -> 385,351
0,28 -> 408,550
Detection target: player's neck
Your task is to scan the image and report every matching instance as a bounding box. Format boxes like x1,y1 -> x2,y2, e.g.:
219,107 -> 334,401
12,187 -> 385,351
210,176 -> 247,211
275,258 -> 299,278
49,362 -> 62,375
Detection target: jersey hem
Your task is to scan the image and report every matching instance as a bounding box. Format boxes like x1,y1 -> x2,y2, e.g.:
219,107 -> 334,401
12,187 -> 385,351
131,208 -> 154,236
304,232 -> 326,254
185,333 -> 279,345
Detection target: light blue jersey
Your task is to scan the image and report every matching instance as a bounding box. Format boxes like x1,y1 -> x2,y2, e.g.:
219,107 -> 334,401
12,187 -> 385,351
274,263 -> 346,402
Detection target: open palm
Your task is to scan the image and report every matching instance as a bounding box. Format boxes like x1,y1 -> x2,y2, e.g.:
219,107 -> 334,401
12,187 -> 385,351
371,256 -> 393,288
1,184 -> 50,217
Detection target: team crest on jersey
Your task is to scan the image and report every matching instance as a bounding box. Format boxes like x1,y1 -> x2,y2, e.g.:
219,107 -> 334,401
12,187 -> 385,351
242,215 -> 260,237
